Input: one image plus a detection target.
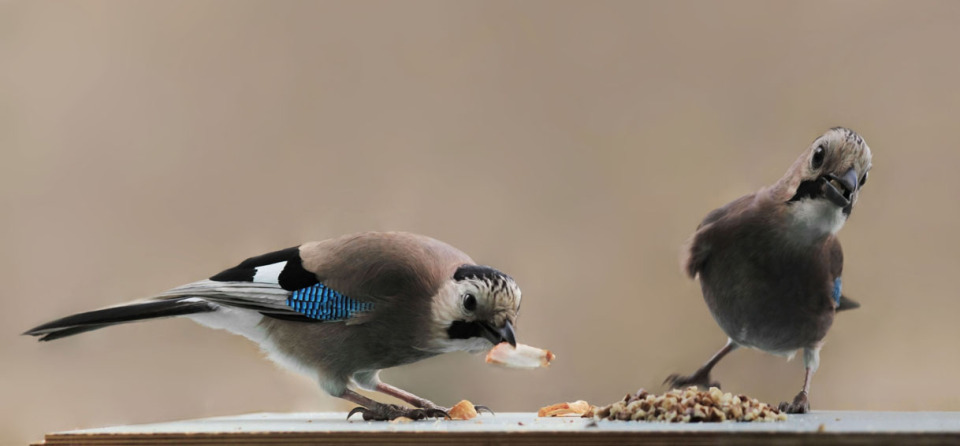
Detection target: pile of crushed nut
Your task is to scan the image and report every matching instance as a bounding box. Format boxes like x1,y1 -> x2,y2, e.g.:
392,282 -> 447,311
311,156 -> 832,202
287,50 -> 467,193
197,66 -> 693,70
587,387 -> 787,422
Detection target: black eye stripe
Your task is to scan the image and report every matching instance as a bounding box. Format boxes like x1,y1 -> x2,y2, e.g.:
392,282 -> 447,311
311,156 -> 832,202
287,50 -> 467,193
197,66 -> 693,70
447,320 -> 482,340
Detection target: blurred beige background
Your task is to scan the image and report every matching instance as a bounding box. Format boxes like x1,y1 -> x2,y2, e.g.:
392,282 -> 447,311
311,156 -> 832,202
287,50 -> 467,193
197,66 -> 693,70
3,0 -> 960,443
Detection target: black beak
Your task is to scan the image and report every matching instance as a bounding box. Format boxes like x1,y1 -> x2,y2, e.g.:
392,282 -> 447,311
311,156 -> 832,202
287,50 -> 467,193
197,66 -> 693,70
479,320 -> 517,347
821,168 -> 858,208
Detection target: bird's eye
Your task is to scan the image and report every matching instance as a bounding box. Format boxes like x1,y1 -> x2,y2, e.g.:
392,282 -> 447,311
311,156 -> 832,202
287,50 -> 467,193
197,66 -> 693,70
811,145 -> 826,169
860,172 -> 868,187
462,294 -> 477,312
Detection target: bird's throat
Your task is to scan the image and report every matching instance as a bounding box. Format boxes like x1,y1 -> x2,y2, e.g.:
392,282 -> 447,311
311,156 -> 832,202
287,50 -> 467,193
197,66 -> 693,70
787,199 -> 847,240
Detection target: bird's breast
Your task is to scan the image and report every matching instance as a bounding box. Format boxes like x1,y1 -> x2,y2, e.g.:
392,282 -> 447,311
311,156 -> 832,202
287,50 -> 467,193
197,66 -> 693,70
698,227 -> 835,351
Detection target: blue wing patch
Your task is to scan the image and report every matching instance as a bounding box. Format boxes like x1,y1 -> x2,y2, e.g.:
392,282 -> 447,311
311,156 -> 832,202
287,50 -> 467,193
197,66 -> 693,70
832,277 -> 842,306
286,283 -> 374,321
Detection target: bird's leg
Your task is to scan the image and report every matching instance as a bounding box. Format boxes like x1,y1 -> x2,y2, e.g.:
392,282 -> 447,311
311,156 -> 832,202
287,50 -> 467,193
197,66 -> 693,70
779,347 -> 818,414
376,382 -> 494,415
375,382 -> 443,410
664,338 -> 738,390
341,389 -> 449,421
779,367 -> 813,414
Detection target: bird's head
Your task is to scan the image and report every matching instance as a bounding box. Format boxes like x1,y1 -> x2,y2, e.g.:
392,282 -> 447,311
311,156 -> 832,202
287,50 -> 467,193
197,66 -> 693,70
428,264 -> 521,353
783,127 -> 873,235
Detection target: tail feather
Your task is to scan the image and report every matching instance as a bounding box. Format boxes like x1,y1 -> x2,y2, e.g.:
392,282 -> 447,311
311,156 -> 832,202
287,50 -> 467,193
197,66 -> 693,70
837,294 -> 861,312
35,324 -> 113,342
23,299 -> 215,341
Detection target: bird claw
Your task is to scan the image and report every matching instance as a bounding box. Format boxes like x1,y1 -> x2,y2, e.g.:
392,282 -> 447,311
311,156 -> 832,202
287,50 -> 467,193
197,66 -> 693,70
663,372 -> 721,390
346,406 -> 369,420
422,408 -> 452,419
778,391 -> 810,414
346,404 -> 450,421
474,405 -> 495,415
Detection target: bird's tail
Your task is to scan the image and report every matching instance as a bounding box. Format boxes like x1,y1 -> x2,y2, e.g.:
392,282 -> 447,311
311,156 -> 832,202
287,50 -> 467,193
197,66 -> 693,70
23,298 -> 215,342
837,295 -> 861,312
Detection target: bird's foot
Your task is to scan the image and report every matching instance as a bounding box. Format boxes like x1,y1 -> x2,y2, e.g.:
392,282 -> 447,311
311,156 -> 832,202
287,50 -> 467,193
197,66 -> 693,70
778,390 -> 810,414
347,403 -> 450,421
663,370 -> 721,390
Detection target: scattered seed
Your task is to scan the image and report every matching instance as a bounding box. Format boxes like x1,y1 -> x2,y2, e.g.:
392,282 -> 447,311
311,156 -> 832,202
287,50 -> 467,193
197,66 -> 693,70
587,387 -> 787,423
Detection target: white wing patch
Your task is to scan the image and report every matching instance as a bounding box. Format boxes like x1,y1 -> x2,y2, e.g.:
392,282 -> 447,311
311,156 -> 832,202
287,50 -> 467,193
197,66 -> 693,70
253,261 -> 288,284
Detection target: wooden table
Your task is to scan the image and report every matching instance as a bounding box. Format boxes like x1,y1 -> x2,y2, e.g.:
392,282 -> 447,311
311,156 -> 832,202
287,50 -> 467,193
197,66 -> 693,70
36,411 -> 960,445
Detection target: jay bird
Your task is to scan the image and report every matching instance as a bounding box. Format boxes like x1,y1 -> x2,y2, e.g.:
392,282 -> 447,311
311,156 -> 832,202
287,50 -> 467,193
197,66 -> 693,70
25,231 -> 522,421
665,127 -> 872,413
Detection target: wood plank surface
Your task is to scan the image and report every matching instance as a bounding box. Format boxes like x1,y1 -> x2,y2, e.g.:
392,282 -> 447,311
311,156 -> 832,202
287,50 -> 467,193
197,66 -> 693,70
38,411 -> 960,445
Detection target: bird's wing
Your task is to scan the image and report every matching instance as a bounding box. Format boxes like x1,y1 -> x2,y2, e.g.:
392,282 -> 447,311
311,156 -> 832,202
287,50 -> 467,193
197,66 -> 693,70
192,232 -> 474,324
156,279 -> 304,318
299,232 -> 474,304
681,193 -> 757,278
825,236 -> 860,312
200,245 -> 339,322
181,243 -> 374,323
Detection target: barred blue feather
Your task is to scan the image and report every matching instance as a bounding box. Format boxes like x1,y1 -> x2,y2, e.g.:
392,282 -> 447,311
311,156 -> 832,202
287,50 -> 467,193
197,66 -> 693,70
286,283 -> 374,321
832,277 -> 842,306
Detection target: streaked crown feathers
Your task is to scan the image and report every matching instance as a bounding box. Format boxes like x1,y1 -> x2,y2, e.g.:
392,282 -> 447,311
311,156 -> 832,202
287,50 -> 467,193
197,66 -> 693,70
453,265 -> 522,315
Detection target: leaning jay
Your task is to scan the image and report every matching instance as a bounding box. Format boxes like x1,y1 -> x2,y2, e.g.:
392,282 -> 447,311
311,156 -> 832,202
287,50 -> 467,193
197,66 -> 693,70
25,231 -> 522,421
665,127 -> 872,413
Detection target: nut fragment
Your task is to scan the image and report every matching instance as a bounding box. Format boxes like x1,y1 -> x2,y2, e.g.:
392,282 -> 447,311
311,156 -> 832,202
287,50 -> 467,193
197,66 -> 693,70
589,387 -> 787,423
537,400 -> 592,417
448,400 -> 479,420
485,343 -> 556,369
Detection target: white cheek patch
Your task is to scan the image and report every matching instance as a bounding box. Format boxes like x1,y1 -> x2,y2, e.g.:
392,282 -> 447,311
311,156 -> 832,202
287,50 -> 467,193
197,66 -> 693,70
253,261 -> 287,284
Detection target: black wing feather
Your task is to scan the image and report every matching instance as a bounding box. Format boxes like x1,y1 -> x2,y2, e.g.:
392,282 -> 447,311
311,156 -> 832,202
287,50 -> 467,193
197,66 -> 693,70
209,246 -> 318,291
